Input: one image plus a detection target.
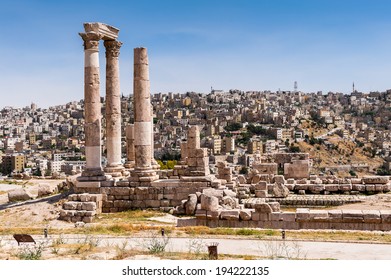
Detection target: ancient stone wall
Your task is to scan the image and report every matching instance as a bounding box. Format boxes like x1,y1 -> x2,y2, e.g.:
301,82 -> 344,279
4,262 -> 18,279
178,208 -> 391,231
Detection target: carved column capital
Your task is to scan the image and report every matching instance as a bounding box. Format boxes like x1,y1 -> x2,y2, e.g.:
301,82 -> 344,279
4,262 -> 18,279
79,32 -> 102,50
104,40 -> 123,58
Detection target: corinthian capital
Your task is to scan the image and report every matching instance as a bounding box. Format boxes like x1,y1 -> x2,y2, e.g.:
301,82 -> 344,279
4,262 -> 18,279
104,40 -> 123,58
79,32 -> 102,50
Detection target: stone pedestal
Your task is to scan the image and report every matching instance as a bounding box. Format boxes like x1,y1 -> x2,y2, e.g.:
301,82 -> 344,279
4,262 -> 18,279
184,126 -> 210,176
104,39 -> 124,177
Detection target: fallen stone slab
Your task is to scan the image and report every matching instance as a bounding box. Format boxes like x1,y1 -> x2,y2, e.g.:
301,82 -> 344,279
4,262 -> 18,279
8,188 -> 33,202
220,210 -> 240,220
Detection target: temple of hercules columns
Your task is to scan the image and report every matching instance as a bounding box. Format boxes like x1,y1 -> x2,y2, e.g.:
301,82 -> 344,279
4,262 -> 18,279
62,22 -> 222,224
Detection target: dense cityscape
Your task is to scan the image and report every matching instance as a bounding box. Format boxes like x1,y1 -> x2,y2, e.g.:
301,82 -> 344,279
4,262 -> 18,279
1,87 -> 390,179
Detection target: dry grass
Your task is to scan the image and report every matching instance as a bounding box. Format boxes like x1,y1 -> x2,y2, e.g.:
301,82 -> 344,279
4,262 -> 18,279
179,226 -> 278,237
96,209 -> 165,222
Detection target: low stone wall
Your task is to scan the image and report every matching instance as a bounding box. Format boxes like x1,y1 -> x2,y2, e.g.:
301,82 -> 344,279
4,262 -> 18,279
245,195 -> 365,207
178,208 -> 391,231
275,176 -> 390,195
59,193 -> 103,223
100,179 -> 213,213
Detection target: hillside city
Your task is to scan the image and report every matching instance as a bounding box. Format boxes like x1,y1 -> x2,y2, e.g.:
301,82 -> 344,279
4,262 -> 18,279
1,87 -> 390,179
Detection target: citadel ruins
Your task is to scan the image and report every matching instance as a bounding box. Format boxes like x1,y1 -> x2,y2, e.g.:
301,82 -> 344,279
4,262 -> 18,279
60,23 -> 391,232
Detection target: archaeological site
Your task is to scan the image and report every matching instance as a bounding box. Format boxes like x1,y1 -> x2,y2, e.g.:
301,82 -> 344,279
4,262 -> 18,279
55,22 -> 391,233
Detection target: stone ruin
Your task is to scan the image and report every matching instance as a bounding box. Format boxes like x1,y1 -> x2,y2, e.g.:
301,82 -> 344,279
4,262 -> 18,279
60,23 -> 391,231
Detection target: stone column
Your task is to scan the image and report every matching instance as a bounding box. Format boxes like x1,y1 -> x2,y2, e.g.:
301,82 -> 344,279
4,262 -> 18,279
104,40 -> 124,176
133,47 -> 152,170
79,31 -> 104,178
187,125 -> 200,157
130,47 -> 158,184
124,124 -> 135,168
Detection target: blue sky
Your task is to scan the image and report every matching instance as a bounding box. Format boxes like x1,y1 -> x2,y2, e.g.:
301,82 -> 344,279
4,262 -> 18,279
1,0 -> 391,108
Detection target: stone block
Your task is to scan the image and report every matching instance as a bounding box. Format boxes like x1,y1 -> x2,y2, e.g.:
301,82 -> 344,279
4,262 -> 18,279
116,180 -> 130,187
8,189 -> 33,202
324,184 -> 339,192
270,212 -> 282,221
362,176 -> 389,184
202,188 -> 224,199
365,185 -> 375,192
380,210 -> 391,223
68,194 -> 79,201
206,210 -> 221,220
239,209 -> 253,221
272,183 -> 289,198
268,202 -> 280,212
274,175 -> 286,184
309,210 -> 329,221
342,210 -> 363,223
237,175 -> 247,184
351,184 -> 366,192
82,202 -> 96,211
79,193 -> 90,202
63,201 -> 79,210
114,200 -> 132,209
255,190 -> 267,198
200,194 -> 219,211
327,210 -> 343,222
145,200 -> 161,208
294,184 -> 309,191
220,210 -> 240,220
308,184 -> 325,193
362,210 -> 381,223
338,184 -> 352,192
251,212 -> 269,221
184,194 -> 197,215
84,210 -> 97,217
287,178 -> 295,184
296,208 -> 310,221
280,212 -> 296,222
222,196 -> 237,209
74,181 -> 101,194
254,202 -> 272,213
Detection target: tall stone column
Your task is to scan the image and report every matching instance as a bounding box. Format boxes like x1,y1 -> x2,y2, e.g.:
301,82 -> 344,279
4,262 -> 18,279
133,47 -> 152,170
79,31 -> 105,178
130,47 -> 158,184
124,124 -> 135,168
104,40 -> 124,176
